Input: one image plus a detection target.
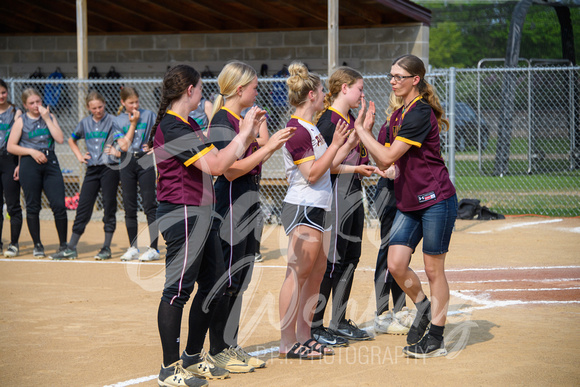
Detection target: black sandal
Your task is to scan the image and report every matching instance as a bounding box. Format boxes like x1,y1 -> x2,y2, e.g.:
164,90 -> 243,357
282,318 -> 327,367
279,342 -> 323,360
303,338 -> 334,356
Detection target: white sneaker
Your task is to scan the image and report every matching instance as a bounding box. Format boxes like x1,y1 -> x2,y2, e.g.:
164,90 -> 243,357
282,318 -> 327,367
139,247 -> 160,261
120,247 -> 140,261
374,312 -> 410,335
395,307 -> 416,329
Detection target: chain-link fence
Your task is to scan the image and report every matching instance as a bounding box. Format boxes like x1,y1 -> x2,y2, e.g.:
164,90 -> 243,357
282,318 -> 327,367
5,64 -> 579,224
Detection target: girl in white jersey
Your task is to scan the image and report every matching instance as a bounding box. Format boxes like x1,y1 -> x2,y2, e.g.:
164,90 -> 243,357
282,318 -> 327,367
278,62 -> 358,359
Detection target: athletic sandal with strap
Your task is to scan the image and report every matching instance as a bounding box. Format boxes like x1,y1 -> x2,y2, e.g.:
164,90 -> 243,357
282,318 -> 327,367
278,342 -> 323,360
303,338 -> 334,356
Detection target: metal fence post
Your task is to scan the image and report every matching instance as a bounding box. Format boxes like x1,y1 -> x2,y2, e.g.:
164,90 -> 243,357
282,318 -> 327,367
448,67 -> 456,185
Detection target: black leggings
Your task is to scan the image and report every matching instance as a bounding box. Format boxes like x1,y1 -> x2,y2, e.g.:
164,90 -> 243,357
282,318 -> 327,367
209,175 -> 260,353
0,153 -> 22,246
72,165 -> 119,236
156,202 -> 226,366
19,153 -> 67,245
120,154 -> 158,249
373,181 -> 406,315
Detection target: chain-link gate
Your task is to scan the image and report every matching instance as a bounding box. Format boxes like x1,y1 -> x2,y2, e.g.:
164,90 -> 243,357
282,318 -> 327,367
4,65 -> 579,225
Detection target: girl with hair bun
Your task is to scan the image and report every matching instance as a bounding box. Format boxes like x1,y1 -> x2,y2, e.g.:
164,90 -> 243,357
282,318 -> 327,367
310,67 -> 377,346
148,64 -> 264,386
206,60 -> 294,372
114,86 -> 160,262
355,54 -> 457,359
7,87 -> 67,258
278,62 -> 359,359
0,79 -> 23,257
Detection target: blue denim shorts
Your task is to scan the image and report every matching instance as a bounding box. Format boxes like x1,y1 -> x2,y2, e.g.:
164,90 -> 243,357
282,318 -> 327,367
389,194 -> 458,255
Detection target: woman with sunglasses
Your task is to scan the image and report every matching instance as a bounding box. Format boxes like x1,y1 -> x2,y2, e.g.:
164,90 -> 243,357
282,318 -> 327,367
355,55 -> 457,359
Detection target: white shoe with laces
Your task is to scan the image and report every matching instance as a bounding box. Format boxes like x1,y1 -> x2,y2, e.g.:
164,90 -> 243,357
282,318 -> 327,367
121,247 -> 140,261
374,312 -> 410,335
139,247 -> 160,261
395,307 -> 416,329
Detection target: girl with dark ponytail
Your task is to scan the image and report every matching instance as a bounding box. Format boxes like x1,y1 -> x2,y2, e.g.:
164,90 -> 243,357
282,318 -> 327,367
150,64 -> 264,386
355,54 -> 457,359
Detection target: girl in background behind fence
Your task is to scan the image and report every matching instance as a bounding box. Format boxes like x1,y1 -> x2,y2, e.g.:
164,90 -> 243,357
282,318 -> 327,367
7,88 -> 67,257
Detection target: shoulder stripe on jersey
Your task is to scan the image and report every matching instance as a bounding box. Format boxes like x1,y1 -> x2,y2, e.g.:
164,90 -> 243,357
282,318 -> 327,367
294,155 -> 315,165
328,107 -> 350,124
184,144 -> 215,167
221,107 -> 241,121
290,115 -> 315,127
395,136 -> 422,148
167,110 -> 189,124
71,132 -> 80,140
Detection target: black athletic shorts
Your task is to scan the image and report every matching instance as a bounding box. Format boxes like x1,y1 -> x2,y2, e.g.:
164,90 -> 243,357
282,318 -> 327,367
281,202 -> 327,235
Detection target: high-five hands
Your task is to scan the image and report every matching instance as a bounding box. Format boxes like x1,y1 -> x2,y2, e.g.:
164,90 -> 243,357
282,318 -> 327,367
266,127 -> 297,152
331,119 -> 350,147
239,106 -> 267,139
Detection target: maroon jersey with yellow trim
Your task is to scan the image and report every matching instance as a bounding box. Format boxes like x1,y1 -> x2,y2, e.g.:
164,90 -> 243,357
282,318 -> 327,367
207,107 -> 261,176
154,111 -> 215,206
316,108 -> 369,168
389,99 -> 455,211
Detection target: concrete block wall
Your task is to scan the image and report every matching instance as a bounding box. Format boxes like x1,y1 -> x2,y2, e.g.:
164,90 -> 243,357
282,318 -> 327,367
1,24 -> 428,79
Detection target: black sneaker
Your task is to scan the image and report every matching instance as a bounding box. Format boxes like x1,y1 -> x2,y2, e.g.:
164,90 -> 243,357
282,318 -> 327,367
403,333 -> 447,359
312,326 -> 349,347
407,302 -> 431,345
94,246 -> 112,260
33,243 -> 45,258
50,248 -> 78,260
330,319 -> 373,341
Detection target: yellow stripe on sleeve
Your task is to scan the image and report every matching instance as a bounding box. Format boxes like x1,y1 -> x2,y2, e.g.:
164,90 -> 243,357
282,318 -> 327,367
294,155 -> 315,165
184,144 -> 215,167
384,142 -> 391,148
395,136 -> 422,148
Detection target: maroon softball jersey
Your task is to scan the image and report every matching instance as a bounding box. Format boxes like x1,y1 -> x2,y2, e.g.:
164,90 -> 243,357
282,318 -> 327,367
388,99 -> 455,212
153,110 -> 215,206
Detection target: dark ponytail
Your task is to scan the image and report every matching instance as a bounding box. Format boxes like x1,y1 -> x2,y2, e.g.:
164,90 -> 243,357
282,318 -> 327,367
148,65 -> 201,148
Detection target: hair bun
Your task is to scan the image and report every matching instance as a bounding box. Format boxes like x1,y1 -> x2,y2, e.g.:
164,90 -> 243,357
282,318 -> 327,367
287,62 -> 309,91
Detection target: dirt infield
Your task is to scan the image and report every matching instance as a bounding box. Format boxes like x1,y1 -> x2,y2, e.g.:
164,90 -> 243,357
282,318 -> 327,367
1,216 -> 579,386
